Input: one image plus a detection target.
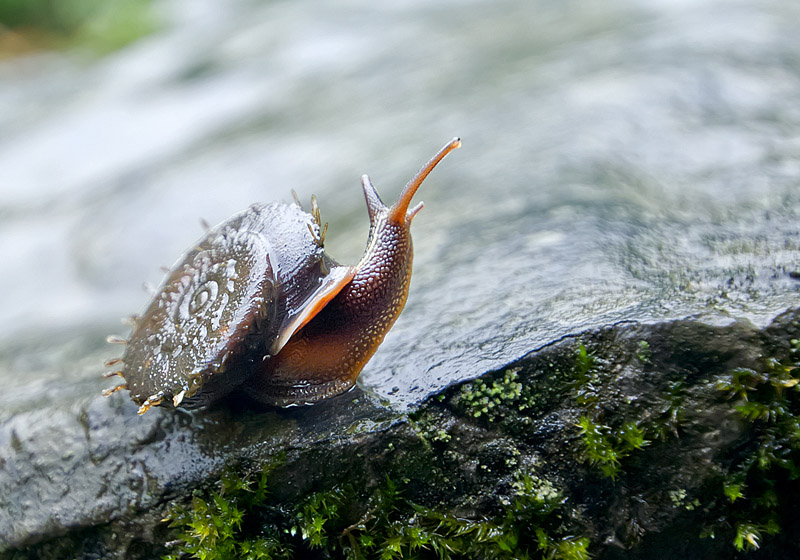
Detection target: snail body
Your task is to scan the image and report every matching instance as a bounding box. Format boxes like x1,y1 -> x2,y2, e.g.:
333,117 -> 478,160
105,138 -> 461,414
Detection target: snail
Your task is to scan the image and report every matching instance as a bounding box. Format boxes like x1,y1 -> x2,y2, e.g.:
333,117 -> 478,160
104,137 -> 461,414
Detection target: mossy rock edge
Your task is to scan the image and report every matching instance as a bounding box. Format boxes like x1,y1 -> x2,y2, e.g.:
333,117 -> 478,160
5,307 -> 800,559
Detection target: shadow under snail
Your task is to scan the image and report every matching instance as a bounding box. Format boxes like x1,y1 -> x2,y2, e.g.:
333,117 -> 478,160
103,137 -> 461,414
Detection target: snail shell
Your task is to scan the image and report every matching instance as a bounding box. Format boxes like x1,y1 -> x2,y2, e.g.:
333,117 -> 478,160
121,203 -> 351,410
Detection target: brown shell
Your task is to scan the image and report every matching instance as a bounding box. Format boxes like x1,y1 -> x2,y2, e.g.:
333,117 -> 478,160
119,202 -> 345,411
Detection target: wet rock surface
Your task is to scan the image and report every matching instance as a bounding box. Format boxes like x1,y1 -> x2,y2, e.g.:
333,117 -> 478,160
0,382 -> 397,551
1,0 -> 799,557
4,308 -> 800,558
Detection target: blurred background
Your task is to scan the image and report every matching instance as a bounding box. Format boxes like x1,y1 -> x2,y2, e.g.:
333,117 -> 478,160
0,0 -> 798,413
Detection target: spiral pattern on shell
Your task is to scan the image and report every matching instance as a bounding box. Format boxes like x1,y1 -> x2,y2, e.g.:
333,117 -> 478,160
123,227 -> 274,405
119,202 -> 327,408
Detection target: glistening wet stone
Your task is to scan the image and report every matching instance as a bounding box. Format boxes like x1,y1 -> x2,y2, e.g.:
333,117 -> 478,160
1,0 -> 799,557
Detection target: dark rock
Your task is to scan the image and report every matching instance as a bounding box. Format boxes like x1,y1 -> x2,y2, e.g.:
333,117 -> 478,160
1,0 -> 800,558
3,308 -> 799,558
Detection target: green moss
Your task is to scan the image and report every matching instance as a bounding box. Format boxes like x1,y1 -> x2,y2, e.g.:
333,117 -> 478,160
635,340 -> 651,363
456,368 -> 525,422
575,416 -> 648,479
292,487 -> 346,550
709,338 -> 800,552
568,341 -> 649,479
451,343 -> 601,433
163,467 -> 289,560
653,380 -> 687,440
571,343 -> 601,408
667,489 -> 699,511
408,409 -> 452,445
159,329 -> 800,559
574,342 -> 595,379
164,467 -> 591,560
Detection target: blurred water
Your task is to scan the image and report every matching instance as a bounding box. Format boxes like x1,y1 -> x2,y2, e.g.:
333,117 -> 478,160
0,0 -> 798,413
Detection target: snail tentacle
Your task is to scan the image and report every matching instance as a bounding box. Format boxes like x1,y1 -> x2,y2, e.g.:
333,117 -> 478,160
387,137 -> 461,224
102,384 -> 128,397
291,189 -> 304,209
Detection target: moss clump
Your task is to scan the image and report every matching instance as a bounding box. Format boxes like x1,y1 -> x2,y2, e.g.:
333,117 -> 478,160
164,466 -> 591,560
635,340 -> 651,363
575,416 -> 647,480
569,340 -> 693,482
570,342 -> 653,479
450,343 -> 599,434
666,489 -> 699,511
708,338 -> 800,552
455,368 -> 525,422
163,468 -> 289,560
408,408 -> 452,445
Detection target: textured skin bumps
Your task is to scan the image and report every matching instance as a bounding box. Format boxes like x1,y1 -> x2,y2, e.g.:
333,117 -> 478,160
242,211 -> 415,406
